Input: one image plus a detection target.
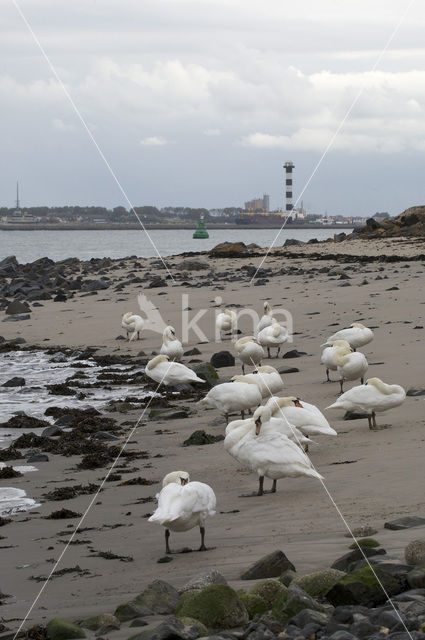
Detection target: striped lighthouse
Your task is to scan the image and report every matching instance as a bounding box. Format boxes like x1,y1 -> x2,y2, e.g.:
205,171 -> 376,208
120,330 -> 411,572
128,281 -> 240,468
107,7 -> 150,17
283,161 -> 294,213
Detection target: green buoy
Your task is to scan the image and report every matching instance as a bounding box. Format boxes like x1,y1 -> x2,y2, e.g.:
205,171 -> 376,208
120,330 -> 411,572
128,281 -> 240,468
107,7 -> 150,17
193,214 -> 209,239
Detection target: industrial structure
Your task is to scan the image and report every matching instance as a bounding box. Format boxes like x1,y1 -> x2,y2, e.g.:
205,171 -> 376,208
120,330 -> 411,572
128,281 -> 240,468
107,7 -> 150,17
244,194 -> 269,213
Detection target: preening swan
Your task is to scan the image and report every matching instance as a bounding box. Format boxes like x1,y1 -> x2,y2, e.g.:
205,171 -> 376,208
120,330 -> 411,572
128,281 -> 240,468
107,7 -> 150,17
257,301 -> 276,334
235,336 -> 264,374
266,396 -> 337,438
160,326 -> 184,361
258,323 -> 288,358
145,355 -> 205,386
121,312 -> 144,341
149,471 -> 216,553
327,377 -> 406,430
226,405 -> 311,449
198,377 -> 262,423
224,406 -> 323,496
333,344 -> 368,393
237,365 -> 284,398
320,339 -> 351,382
326,323 -> 374,351
216,308 -> 237,339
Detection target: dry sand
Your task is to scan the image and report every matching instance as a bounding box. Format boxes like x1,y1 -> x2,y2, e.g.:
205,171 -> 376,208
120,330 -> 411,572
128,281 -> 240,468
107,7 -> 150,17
0,237 -> 424,631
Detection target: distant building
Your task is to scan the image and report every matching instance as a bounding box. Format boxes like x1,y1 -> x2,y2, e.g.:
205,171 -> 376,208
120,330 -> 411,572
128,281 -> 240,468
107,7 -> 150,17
373,212 -> 390,222
244,194 -> 270,213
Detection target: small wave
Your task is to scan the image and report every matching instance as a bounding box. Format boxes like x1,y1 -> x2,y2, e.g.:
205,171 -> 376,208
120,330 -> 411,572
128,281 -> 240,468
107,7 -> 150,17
0,487 -> 40,517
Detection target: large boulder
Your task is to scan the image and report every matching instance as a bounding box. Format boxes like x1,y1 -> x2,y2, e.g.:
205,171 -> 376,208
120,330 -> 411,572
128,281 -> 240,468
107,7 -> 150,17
175,584 -> 249,629
292,569 -> 345,597
133,579 -> 179,615
326,565 -> 403,607
2,377 -> 25,387
80,613 -> 120,631
46,618 -> 86,640
271,584 -> 326,625
331,546 -> 386,572
249,578 -> 287,607
178,259 -> 210,271
5,300 -> 30,315
241,550 -> 295,580
179,569 -> 227,593
405,539 -> 425,566
209,242 -> 249,257
129,616 -> 199,640
407,566 -> 425,589
239,593 -> 268,619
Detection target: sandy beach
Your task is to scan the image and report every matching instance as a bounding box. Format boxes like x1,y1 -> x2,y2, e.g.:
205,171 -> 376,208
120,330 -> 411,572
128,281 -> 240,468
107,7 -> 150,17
0,236 -> 424,634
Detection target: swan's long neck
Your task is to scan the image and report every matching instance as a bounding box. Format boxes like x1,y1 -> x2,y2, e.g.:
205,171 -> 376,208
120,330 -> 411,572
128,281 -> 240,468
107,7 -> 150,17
368,379 -> 401,395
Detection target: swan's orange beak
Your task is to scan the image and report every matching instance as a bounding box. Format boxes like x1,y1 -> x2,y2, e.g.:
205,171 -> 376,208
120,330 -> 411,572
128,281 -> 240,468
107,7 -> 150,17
294,400 -> 303,408
255,418 -> 262,436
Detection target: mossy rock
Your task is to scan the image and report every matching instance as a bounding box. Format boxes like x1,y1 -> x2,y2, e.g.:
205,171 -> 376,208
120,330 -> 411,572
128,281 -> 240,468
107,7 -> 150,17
114,601 -> 152,622
182,430 -> 224,446
279,569 -> 297,587
249,578 -> 287,607
192,362 -> 219,388
292,569 -> 345,597
271,584 -> 325,625
349,538 -> 380,550
134,579 -> 179,614
80,613 -> 120,631
239,593 -> 268,619
46,618 -> 86,640
326,565 -> 402,607
175,584 -> 249,629
179,617 -> 209,635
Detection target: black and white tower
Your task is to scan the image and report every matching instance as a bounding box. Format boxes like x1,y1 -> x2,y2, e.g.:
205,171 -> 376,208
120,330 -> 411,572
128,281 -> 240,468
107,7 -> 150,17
283,161 -> 294,212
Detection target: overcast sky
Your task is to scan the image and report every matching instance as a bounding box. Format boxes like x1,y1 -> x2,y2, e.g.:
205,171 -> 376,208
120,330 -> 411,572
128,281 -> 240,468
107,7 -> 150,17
2,0 -> 425,216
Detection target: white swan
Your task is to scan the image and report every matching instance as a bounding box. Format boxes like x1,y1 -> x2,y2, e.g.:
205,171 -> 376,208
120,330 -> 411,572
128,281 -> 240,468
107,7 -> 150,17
198,376 -> 262,422
216,308 -> 237,339
149,471 -> 216,553
320,339 -> 351,382
160,326 -> 184,361
145,355 -> 205,387
235,336 -> 264,374
224,406 -> 323,496
236,365 -> 284,398
333,344 -> 368,393
258,323 -> 288,358
122,312 -> 144,341
257,301 -> 276,333
326,322 -> 374,351
266,396 -> 337,438
327,377 -> 406,430
226,406 -> 311,449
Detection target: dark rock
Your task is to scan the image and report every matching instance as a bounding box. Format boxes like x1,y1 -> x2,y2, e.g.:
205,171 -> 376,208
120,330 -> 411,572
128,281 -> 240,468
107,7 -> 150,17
210,351 -> 235,368
27,453 -> 49,463
326,565 -> 403,607
241,550 -> 295,580
284,239 -> 305,246
81,279 -> 110,292
182,430 -> 224,446
148,278 -> 167,288
209,242 -> 248,257
134,580 -> 179,615
0,465 -> 22,478
91,431 -> 120,441
184,348 -> 202,356
407,567 -> 425,589
175,584 -> 249,629
44,509 -> 82,520
46,618 -> 86,639
0,414 -> 49,430
385,516 -> 425,531
334,233 -> 347,243
350,619 -> 380,638
2,377 -> 26,387
344,410 -> 371,420
8,337 -> 26,344
2,313 -> 31,322
332,547 -> 386,572
289,608 -> 330,628
180,569 -> 227,593
149,408 -> 189,420
41,426 -> 63,437
406,389 -> 425,397
178,259 -> 210,271
192,362 -> 219,388
128,615 -> 198,640
271,584 -> 326,625
277,366 -> 299,374
282,349 -> 307,359
5,300 -> 30,315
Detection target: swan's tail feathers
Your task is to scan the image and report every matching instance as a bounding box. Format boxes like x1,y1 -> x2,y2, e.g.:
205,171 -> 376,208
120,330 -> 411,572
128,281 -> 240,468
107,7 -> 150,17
326,401 -> 341,410
197,397 -> 209,407
193,375 -> 206,384
129,330 -> 138,342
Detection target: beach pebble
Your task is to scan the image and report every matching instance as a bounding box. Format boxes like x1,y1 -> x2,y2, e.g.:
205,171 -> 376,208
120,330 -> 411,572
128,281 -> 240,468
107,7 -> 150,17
27,453 -> 49,463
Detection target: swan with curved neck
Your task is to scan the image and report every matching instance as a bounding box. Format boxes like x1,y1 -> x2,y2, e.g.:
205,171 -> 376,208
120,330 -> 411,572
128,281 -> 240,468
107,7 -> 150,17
257,301 -> 276,333
257,323 -> 288,358
333,344 -> 368,393
236,365 -> 284,398
121,311 -> 144,341
149,470 -> 216,553
320,339 -> 351,382
224,405 -> 323,496
145,354 -> 205,386
235,336 -> 264,373
267,396 -> 337,438
160,326 -> 184,361
327,377 -> 406,429
216,307 -> 237,339
326,322 -> 374,351
198,376 -> 262,423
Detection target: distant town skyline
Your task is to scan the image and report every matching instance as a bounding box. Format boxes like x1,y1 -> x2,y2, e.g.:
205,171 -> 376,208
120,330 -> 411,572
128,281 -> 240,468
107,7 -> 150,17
2,1 -> 425,217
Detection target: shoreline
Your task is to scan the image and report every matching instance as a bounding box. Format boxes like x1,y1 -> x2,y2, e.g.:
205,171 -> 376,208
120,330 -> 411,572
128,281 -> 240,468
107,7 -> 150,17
0,223 -> 356,231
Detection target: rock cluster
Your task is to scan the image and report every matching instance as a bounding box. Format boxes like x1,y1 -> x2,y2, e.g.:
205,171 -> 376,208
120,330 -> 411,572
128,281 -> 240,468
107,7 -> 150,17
351,206 -> 425,239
